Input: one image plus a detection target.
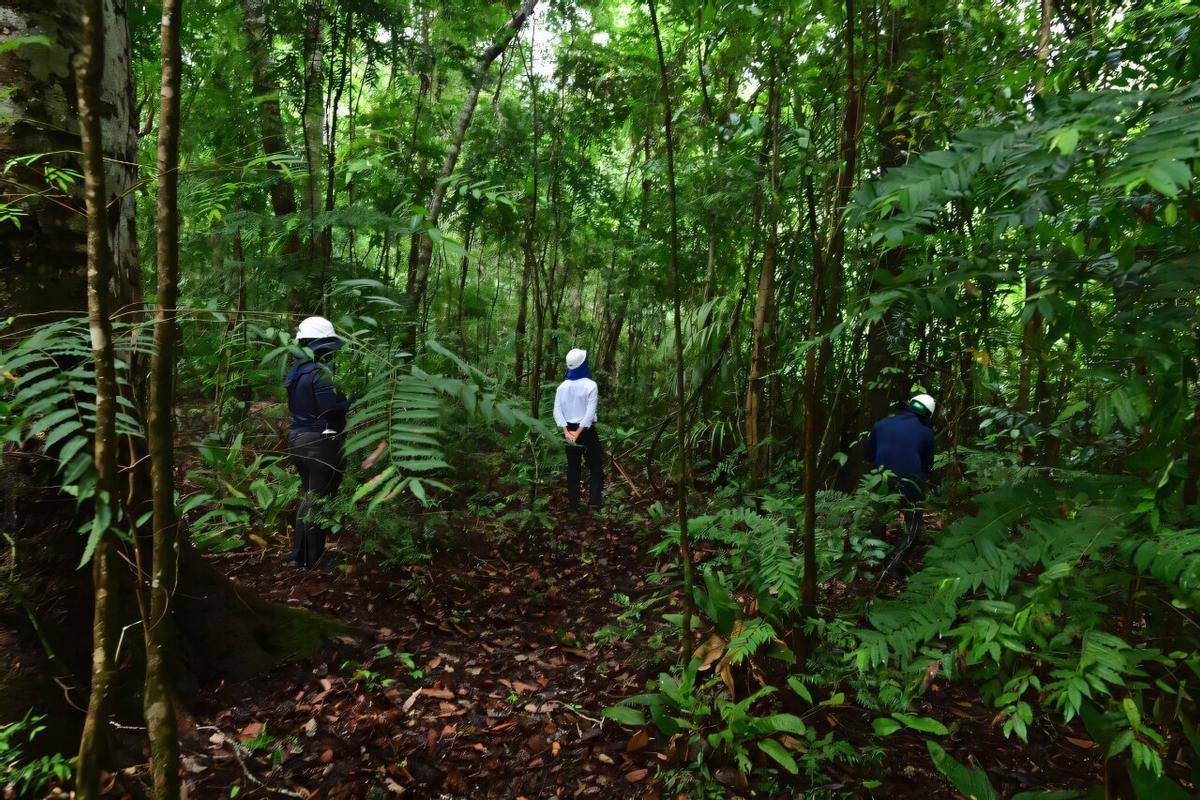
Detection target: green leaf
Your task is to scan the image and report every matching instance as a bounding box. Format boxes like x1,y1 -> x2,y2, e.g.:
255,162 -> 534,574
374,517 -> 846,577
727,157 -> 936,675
786,675 -> 813,704
1127,763 -> 1190,800
757,738 -> 798,775
601,705 -> 646,727
0,35 -> 52,53
79,491 -> 113,568
926,741 -> 999,800
894,713 -> 949,735
1051,127 -> 1079,155
754,713 -> 806,735
873,717 -> 903,736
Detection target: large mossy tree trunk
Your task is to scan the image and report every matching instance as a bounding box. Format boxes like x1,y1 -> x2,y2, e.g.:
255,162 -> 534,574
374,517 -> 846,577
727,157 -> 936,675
0,0 -> 339,751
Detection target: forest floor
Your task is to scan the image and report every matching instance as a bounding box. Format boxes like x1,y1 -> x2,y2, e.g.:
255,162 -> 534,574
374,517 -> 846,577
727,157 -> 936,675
156,501 -> 1103,799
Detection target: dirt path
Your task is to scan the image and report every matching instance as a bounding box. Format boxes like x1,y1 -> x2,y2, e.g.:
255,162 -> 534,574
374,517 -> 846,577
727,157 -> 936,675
186,513 -> 666,799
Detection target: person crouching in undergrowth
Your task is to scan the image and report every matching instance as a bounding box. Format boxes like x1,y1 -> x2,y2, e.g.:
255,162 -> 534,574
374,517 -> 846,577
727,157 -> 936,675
553,348 -> 603,514
284,316 -> 351,569
865,393 -> 936,576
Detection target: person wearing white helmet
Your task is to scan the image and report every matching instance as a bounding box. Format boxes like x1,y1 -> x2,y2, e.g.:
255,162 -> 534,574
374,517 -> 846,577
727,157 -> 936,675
552,347 -> 603,513
284,316 -> 350,569
865,393 -> 936,575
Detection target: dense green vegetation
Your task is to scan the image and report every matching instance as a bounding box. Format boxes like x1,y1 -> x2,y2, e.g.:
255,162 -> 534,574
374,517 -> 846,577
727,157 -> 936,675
2,0 -> 1200,796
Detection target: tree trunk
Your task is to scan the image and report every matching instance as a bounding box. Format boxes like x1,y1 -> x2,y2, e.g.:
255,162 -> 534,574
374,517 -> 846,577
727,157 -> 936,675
407,0 -> 539,351
324,9 -> 353,265
74,3 -> 122,794
599,138 -> 652,374
301,0 -> 326,306
144,0 -> 184,795
1019,0 -> 1053,456
519,43 -> 540,402
457,225 -> 475,352
0,0 -> 338,760
799,0 -> 859,653
648,0 -> 696,659
745,49 -> 781,491
0,2 -> 139,331
515,254 -> 531,389
239,0 -> 302,299
858,4 -> 921,468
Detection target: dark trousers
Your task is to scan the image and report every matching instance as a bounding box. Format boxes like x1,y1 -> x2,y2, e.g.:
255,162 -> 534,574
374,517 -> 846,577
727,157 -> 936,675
289,430 -> 344,568
565,423 -> 603,511
871,476 -> 926,575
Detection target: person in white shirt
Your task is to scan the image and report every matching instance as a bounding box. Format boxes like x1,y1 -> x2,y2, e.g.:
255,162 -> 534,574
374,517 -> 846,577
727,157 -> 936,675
552,347 -> 603,512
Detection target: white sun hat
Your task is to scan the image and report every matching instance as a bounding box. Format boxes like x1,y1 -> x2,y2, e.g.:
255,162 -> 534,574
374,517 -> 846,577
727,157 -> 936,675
565,348 -> 587,369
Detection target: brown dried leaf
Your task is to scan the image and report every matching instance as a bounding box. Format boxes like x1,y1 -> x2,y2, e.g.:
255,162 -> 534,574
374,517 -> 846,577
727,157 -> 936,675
626,729 -> 650,754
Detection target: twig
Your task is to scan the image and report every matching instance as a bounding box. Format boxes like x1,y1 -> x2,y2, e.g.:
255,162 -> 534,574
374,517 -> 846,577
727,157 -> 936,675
608,453 -> 643,498
199,727 -> 306,799
547,700 -> 603,725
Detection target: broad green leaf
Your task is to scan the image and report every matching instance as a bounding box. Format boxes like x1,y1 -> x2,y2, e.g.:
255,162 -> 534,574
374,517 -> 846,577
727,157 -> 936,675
757,738 -> 798,775
601,705 -> 646,727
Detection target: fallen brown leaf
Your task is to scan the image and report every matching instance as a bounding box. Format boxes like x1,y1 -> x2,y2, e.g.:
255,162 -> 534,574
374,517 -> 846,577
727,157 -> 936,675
626,729 -> 650,753
624,768 -> 649,783
319,748 -> 334,764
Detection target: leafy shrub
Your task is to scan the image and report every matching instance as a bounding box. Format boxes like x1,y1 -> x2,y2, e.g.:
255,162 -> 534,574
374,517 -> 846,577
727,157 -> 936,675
0,711 -> 71,798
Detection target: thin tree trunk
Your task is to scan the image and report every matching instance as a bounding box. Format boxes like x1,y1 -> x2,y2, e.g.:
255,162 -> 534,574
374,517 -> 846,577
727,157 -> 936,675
239,0 -> 302,294
515,253 -> 531,389
324,9 -> 352,264
408,0 -> 539,350
457,224 -> 475,351
530,245 -> 547,418
518,37 -> 539,398
301,0 -> 326,305
74,1 -> 121,793
144,0 -> 183,794
859,4 -> 920,465
800,0 -> 859,650
648,0 -> 696,659
745,49 -> 781,491
1019,0 -> 1053,444
600,138 -> 652,373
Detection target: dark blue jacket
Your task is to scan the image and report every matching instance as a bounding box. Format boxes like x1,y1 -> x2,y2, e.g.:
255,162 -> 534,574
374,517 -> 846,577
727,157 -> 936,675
866,407 -> 934,484
284,359 -> 351,433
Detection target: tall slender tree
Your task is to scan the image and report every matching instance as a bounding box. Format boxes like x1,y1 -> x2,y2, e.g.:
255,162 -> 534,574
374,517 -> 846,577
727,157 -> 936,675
74,0 -> 122,793
143,0 -> 184,795
648,0 -> 696,657
407,0 -> 539,349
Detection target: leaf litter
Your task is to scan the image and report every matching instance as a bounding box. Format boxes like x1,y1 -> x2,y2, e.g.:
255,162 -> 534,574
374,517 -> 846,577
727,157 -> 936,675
183,508 -> 664,799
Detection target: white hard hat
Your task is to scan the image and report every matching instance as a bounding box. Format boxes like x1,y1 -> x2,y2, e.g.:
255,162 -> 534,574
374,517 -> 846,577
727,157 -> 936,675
296,316 -> 336,341
910,393 -> 936,417
565,348 -> 587,369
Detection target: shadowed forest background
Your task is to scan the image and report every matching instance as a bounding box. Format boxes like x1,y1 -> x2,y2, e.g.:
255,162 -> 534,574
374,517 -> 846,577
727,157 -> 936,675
2,0 -> 1200,797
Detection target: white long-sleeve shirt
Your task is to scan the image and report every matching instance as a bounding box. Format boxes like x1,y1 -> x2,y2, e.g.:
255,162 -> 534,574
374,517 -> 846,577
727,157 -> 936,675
553,378 -> 598,429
